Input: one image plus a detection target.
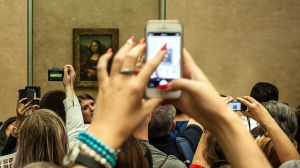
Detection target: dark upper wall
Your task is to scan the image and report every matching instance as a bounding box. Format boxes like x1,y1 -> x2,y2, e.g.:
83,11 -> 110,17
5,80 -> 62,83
167,0 -> 300,107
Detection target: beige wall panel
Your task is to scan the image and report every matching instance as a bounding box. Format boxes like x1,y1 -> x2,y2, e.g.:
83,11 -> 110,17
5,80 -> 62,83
0,1 -> 27,121
33,0 -> 159,98
167,0 -> 300,107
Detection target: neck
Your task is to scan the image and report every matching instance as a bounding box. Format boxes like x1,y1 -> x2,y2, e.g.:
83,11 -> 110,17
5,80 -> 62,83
133,125 -> 149,141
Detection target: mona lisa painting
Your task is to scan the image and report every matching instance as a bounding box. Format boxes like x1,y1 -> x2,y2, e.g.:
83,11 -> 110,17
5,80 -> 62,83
73,28 -> 119,87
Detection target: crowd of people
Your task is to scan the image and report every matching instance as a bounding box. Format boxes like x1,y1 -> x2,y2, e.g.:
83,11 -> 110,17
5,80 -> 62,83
0,36 -> 300,168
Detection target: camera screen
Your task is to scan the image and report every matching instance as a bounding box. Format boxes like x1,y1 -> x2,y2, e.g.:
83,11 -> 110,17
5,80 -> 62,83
147,32 -> 181,88
49,73 -> 63,78
48,69 -> 64,81
228,102 -> 242,111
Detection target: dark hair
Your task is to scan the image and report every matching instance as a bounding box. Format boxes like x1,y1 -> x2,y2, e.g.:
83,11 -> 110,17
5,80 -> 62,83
203,133 -> 229,168
149,105 -> 176,138
250,82 -> 279,103
115,136 -> 151,168
77,93 -> 95,103
262,101 -> 297,140
39,90 -> 66,123
0,117 -> 17,153
294,106 -> 300,153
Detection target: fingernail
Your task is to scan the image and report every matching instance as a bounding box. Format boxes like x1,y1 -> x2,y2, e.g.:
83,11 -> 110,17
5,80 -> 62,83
106,48 -> 112,53
127,35 -> 135,45
133,69 -> 140,75
160,100 -> 169,105
139,38 -> 145,44
160,43 -> 167,51
158,83 -> 169,90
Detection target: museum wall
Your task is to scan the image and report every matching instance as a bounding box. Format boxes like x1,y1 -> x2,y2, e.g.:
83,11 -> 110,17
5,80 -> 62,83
167,0 -> 300,107
0,1 -> 27,121
33,0 -> 159,99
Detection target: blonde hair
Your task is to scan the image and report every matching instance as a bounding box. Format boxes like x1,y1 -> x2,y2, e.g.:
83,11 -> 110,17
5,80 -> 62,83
14,109 -> 68,167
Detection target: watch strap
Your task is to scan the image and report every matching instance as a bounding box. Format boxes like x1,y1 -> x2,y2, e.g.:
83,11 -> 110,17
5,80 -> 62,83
76,152 -> 104,168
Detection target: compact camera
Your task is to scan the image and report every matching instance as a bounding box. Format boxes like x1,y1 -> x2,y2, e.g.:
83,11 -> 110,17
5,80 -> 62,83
18,86 -> 41,104
48,68 -> 64,81
228,100 -> 247,111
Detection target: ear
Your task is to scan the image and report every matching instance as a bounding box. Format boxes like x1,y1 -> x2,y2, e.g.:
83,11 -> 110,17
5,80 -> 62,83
145,113 -> 151,123
171,120 -> 176,130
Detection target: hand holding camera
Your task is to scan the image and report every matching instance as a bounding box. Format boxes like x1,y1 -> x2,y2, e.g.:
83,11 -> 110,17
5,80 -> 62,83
237,96 -> 272,125
16,98 -> 32,121
62,64 -> 76,97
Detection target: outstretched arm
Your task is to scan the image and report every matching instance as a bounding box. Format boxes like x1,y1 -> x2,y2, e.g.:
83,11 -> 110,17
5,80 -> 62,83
238,96 -> 300,163
63,65 -> 85,149
165,49 -> 271,168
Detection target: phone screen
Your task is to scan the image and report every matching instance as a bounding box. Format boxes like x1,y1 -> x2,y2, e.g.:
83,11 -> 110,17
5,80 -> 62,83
147,32 -> 181,88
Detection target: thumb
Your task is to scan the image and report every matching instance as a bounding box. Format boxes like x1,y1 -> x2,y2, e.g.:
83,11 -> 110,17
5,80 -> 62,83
166,78 -> 200,93
63,66 -> 69,77
143,98 -> 163,115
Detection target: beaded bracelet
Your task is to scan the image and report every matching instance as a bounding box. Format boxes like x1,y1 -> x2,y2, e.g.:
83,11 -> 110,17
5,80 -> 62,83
79,141 -> 112,168
77,132 -> 118,167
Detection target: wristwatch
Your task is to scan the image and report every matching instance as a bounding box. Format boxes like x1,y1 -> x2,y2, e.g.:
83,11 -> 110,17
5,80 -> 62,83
63,143 -> 103,168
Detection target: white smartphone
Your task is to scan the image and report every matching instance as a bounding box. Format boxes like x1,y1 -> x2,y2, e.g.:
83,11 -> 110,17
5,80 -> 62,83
145,20 -> 183,99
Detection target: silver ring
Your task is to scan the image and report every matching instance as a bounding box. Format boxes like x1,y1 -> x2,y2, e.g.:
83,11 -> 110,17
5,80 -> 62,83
119,67 -> 133,75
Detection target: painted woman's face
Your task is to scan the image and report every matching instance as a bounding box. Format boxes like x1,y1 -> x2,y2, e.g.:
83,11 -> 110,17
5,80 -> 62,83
91,42 -> 99,53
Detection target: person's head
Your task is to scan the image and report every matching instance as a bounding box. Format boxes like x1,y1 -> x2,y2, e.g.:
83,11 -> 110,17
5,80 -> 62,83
90,40 -> 101,54
262,101 -> 297,140
39,90 -> 66,123
115,136 -> 152,168
294,106 -> 300,141
0,117 -> 16,149
148,105 -> 176,138
203,132 -> 230,168
250,82 -> 279,103
14,109 -> 68,167
77,93 -> 95,124
24,162 -> 61,168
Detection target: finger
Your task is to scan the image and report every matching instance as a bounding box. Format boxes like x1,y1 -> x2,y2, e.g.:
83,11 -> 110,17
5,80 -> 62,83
24,101 -> 32,108
241,110 -> 252,118
33,98 -> 41,101
110,36 -> 136,76
237,97 -> 252,107
19,98 -> 28,103
97,49 -> 113,85
165,78 -> 201,93
121,44 -> 146,74
63,66 -> 69,77
24,106 -> 31,113
30,105 -> 40,109
66,65 -> 75,75
142,98 -> 163,116
242,96 -> 257,104
138,44 -> 167,85
224,96 -> 234,104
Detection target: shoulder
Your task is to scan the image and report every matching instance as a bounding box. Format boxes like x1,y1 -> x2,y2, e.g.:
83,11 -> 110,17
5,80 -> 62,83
140,141 -> 186,168
279,160 -> 300,168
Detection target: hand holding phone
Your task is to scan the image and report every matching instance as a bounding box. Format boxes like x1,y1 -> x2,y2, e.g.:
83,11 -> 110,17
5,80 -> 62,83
145,20 -> 183,99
